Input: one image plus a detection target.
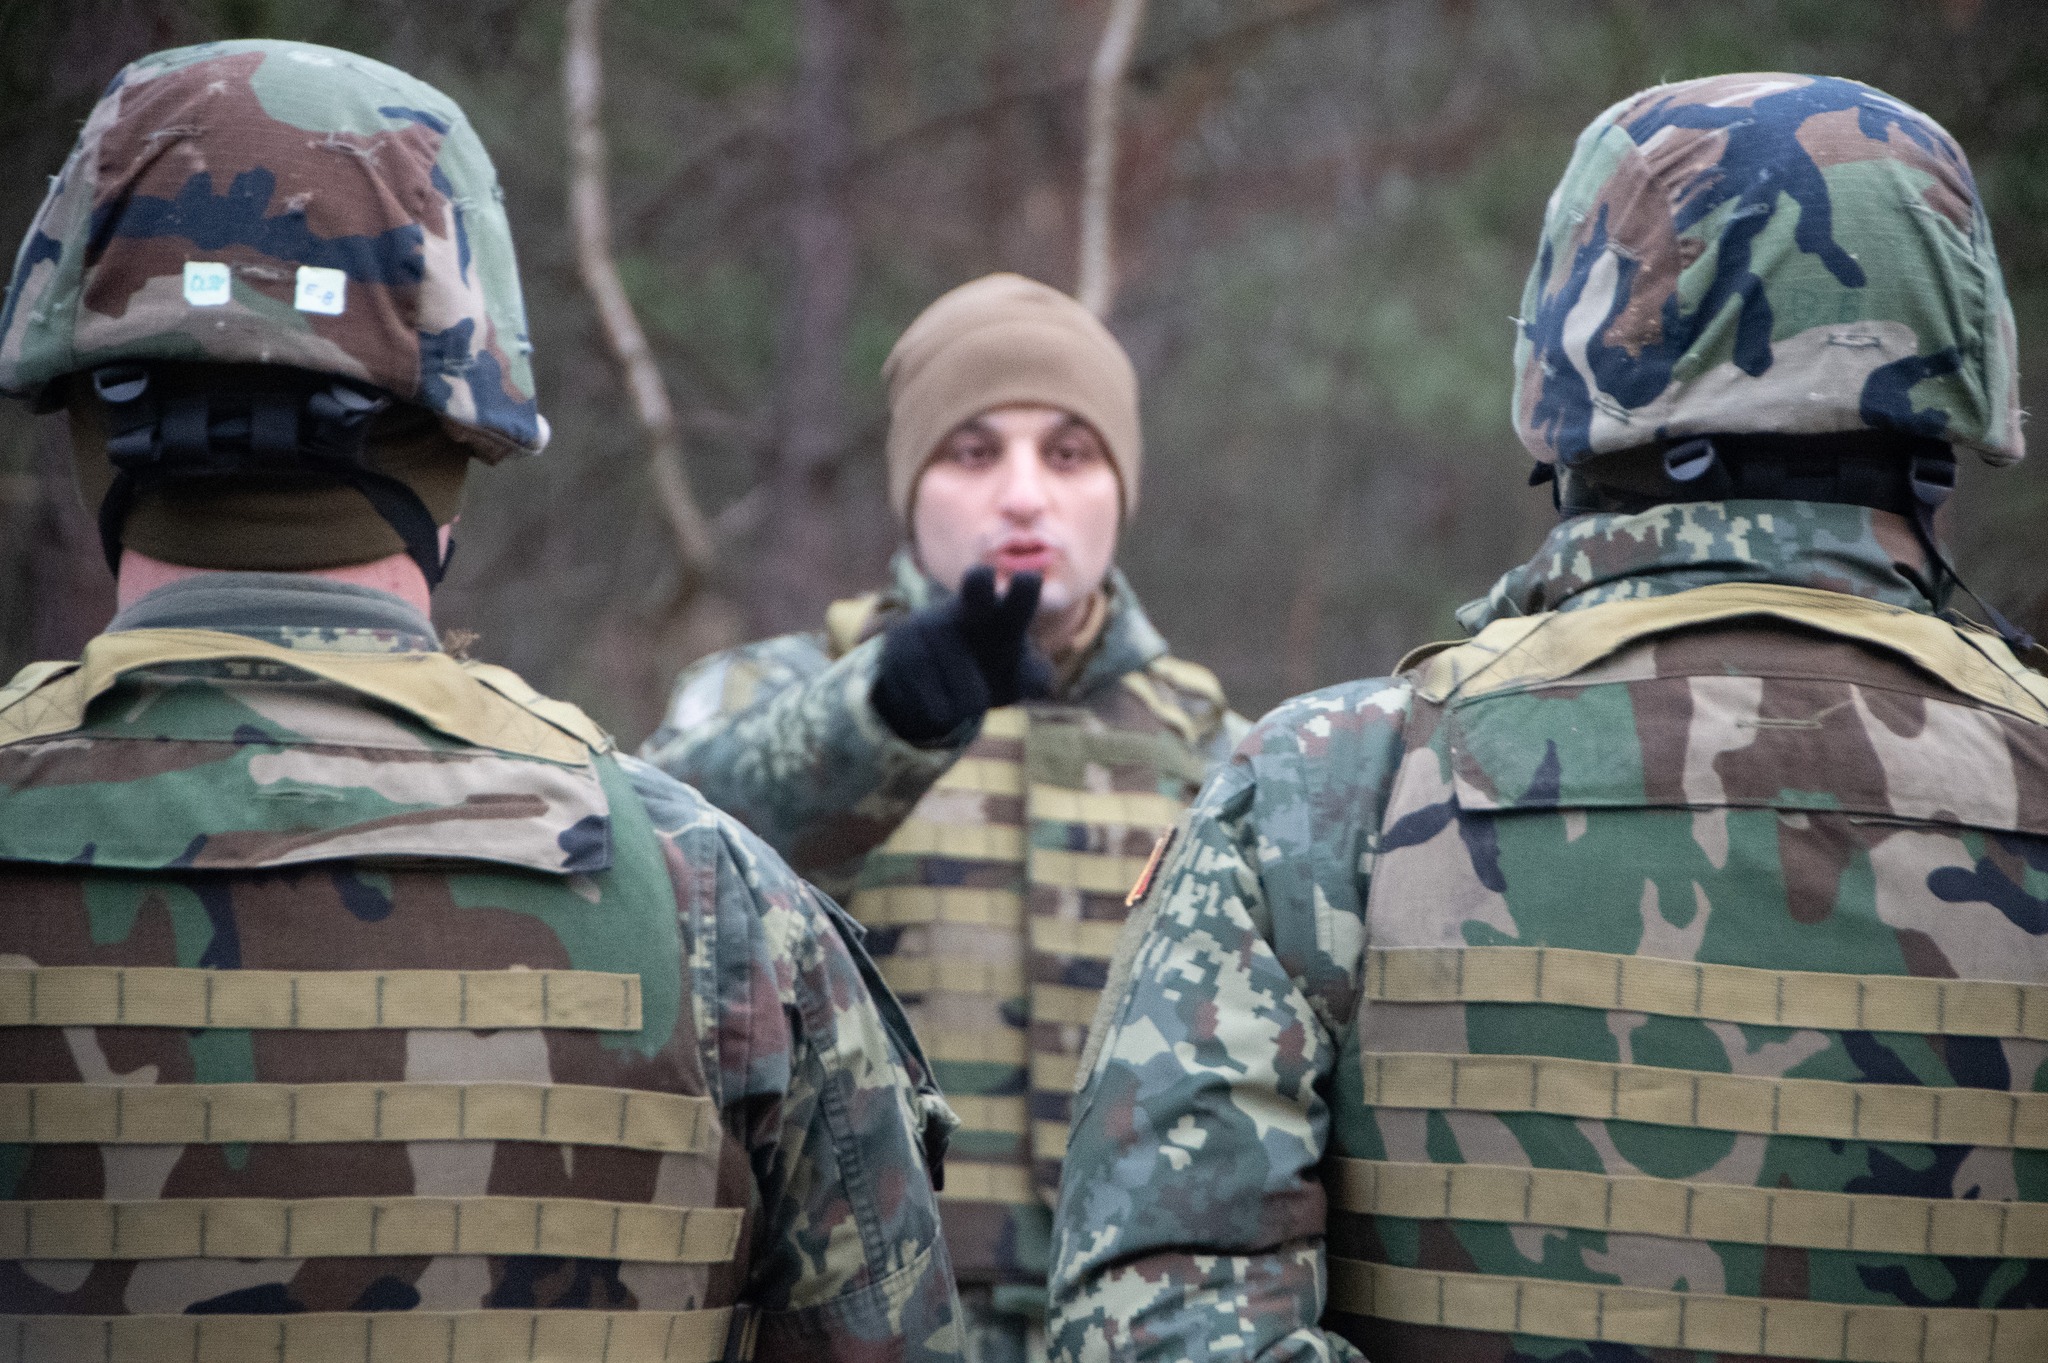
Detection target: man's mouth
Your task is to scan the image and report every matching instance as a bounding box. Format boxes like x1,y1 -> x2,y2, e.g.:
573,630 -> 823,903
989,540 -> 1057,575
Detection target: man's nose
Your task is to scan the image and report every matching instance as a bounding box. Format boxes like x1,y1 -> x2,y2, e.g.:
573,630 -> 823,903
995,442 -> 1049,517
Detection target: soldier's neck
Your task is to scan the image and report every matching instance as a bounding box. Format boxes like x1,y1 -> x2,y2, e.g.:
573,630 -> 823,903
116,546 -> 434,617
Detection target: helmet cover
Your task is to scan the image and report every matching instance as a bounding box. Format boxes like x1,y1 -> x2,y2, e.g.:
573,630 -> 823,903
1513,73 -> 2021,468
0,39 -> 547,460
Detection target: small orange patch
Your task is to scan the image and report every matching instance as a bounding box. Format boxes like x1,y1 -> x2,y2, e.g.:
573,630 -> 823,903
1125,828 -> 1178,907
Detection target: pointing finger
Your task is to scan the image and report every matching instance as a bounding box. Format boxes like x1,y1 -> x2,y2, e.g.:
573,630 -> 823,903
959,564 -> 998,620
997,571 -> 1042,632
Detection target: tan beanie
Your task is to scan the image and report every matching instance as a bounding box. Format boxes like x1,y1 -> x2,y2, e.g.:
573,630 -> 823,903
882,273 -> 1141,519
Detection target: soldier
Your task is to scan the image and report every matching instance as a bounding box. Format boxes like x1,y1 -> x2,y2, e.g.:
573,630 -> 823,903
1051,73 -> 2048,1362
643,273 -> 1247,1360
0,40 -> 960,1361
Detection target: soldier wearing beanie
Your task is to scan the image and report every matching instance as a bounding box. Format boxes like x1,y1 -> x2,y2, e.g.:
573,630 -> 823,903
0,40 -> 961,1360
1051,75 -> 2048,1361
644,273 -> 1248,1362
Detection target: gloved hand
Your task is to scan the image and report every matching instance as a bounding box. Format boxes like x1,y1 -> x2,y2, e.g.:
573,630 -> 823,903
871,565 -> 1054,746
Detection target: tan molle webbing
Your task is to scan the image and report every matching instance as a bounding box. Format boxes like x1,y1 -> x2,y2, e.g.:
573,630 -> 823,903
0,1196 -> 743,1264
1364,947 -> 2048,1041
1033,1119 -> 1070,1161
1324,1259 -> 2044,1363
0,967 -> 641,1032
1326,1157 -> 2048,1258
1032,983 -> 1105,1026
0,1082 -> 718,1153
948,1095 -> 1028,1136
849,887 -> 1024,929
1027,722 -> 1206,790
1359,1053 -> 2048,1149
1029,847 -> 1155,896
878,820 -> 1024,863
938,1162 -> 1032,1204
1028,916 -> 1124,962
925,1027 -> 1029,1066
1028,784 -> 1184,829
0,628 -> 610,762
1,1307 -> 753,1363
879,957 -> 1026,998
938,756 -> 1026,795
1409,581 -> 2048,722
1031,1052 -> 1080,1092
980,706 -> 1029,739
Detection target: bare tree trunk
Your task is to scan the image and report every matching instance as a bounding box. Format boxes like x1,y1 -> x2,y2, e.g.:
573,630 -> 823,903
754,0 -> 858,635
1077,0 -> 1148,315
564,0 -> 716,588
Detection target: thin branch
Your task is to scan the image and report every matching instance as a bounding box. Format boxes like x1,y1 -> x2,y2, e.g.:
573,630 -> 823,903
563,0 -> 717,581
1079,0 -> 1149,315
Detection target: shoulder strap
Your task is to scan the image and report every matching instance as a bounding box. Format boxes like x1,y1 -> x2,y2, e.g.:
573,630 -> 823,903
0,660 -> 81,730
1119,655 -> 1231,749
463,659 -> 614,753
0,629 -> 608,763
1118,672 -> 1200,747
1415,582 -> 2048,723
824,593 -> 883,659
1146,654 -> 1228,711
1393,637 -> 1469,674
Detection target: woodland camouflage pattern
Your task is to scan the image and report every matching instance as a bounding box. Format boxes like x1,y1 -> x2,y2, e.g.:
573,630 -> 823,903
1513,73 -> 2022,469
1050,501 -> 2048,1362
0,40 -> 546,459
645,553 -> 1245,1356
0,577 -> 961,1360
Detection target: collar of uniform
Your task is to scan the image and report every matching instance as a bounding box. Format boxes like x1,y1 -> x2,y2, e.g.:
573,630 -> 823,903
1458,499 -> 1942,635
106,571 -> 441,654
882,548 -> 1169,700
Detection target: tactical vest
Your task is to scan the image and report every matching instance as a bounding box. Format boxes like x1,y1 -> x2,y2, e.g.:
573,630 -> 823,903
827,595 -> 1224,1284
1324,584 -> 2048,1363
0,630 -> 758,1362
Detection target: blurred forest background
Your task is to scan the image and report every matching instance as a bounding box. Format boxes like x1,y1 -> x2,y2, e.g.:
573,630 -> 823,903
3,0 -> 2046,740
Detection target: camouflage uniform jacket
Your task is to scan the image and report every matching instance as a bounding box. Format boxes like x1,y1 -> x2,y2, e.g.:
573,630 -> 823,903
644,552 -> 1246,1294
0,574 -> 963,1362
1051,501 -> 2048,1363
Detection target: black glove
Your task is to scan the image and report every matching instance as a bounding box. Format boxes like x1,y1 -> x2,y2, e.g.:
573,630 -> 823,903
871,566 -> 1054,745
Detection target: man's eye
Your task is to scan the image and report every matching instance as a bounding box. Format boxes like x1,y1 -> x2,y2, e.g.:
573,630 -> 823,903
945,439 -> 998,466
1047,437 -> 1101,468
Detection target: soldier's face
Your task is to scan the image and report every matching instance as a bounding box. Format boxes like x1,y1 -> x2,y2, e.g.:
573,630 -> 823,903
910,404 -> 1122,614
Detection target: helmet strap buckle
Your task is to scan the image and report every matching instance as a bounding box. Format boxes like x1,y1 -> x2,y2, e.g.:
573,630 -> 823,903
1661,437 -> 1731,495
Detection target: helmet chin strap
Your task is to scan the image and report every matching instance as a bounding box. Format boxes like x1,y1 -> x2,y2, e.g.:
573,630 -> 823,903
1533,433 -> 2036,653
90,365 -> 451,589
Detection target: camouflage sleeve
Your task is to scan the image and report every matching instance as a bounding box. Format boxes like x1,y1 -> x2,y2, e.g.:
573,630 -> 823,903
1047,680 -> 1413,1363
622,756 -> 963,1360
1205,707 -> 1253,770
638,633 -> 963,890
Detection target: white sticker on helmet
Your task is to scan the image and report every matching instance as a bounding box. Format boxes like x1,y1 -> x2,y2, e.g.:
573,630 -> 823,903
294,266 -> 347,316
183,261 -> 230,307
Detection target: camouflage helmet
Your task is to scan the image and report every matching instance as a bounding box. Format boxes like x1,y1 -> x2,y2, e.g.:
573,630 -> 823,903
0,39 -> 546,461
1513,73 -> 2021,470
